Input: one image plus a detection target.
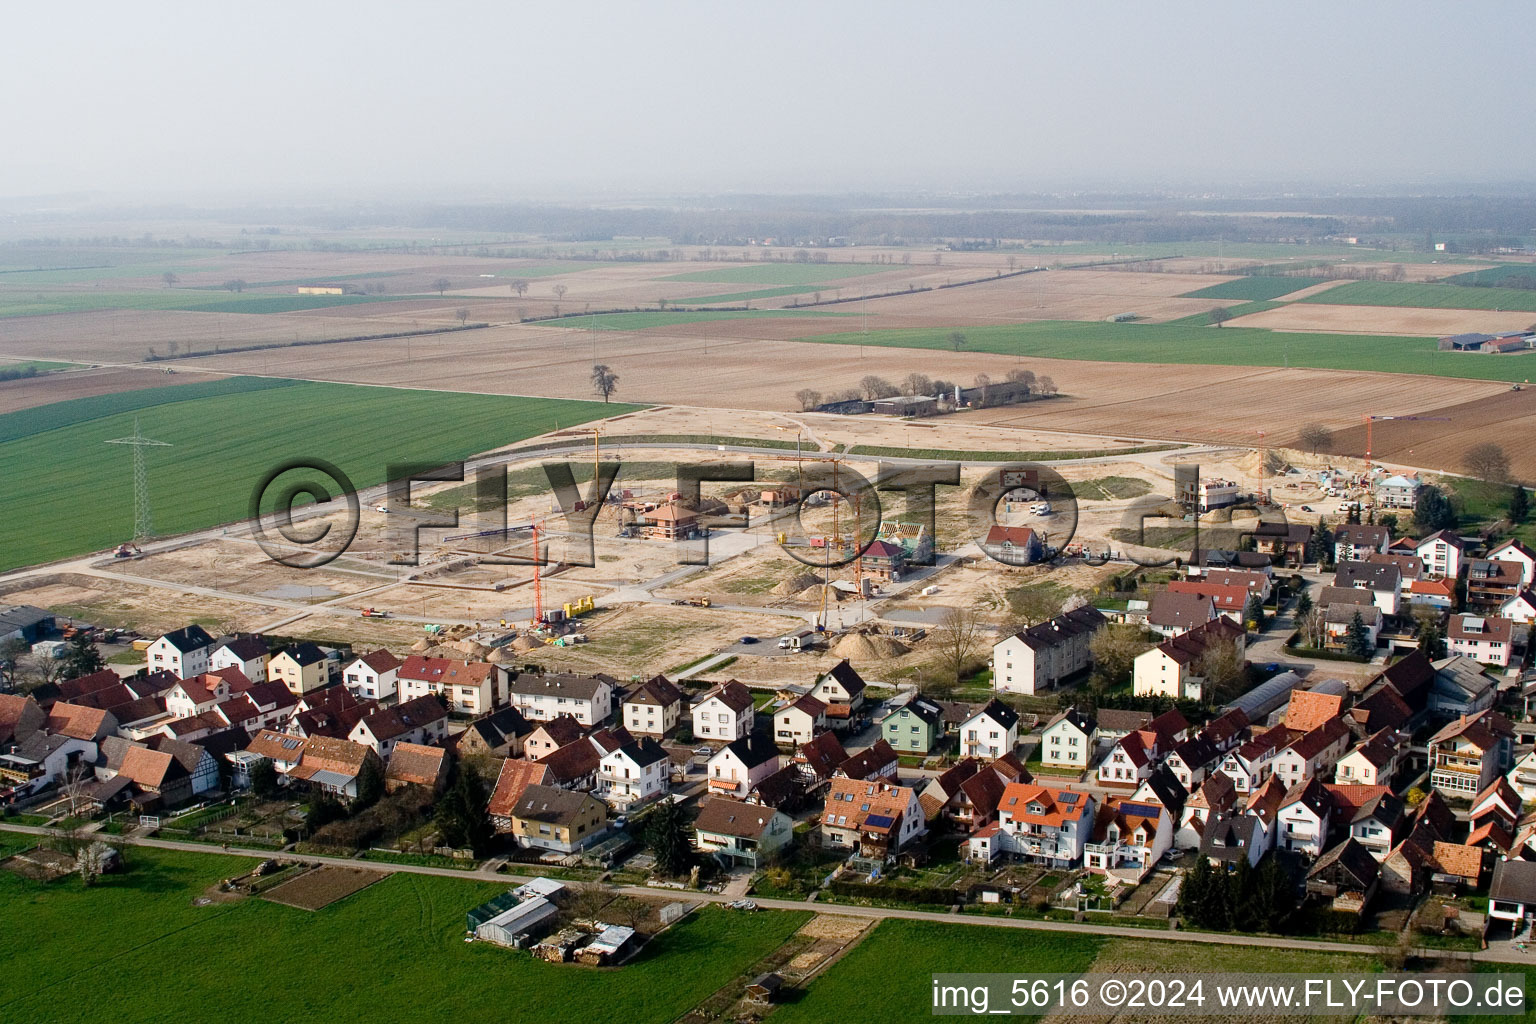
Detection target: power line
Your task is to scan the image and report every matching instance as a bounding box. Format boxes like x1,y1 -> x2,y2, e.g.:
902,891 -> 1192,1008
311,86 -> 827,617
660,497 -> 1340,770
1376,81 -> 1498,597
105,417 -> 172,543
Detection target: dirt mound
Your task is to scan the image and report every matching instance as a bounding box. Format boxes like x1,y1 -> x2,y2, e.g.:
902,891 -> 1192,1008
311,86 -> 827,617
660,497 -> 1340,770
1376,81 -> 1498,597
772,572 -> 823,596
410,638 -> 431,652
829,632 -> 910,660
510,635 -> 541,652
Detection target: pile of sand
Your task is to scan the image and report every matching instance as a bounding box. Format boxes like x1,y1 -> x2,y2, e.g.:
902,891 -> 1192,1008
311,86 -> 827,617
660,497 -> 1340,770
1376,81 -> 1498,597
829,632 -> 910,660
410,638 -> 432,652
510,635 -> 541,653
771,572 -> 824,596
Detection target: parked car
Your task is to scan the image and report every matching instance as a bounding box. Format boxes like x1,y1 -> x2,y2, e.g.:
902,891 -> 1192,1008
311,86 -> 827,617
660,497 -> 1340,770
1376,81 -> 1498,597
727,899 -> 758,911
739,635 -> 758,644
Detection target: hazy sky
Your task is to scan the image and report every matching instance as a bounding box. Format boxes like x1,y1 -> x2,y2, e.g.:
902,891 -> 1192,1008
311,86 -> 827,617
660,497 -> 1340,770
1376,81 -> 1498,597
3,1 -> 1534,200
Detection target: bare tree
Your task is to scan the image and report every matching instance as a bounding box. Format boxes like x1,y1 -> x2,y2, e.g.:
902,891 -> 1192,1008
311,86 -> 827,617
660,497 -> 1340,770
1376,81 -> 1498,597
860,375 -> 897,400
161,271 -> 178,288
1037,376 -> 1057,395
567,880 -> 612,923
591,363 -> 619,403
455,308 -> 469,326
1298,422 -> 1333,454
794,388 -> 822,411
1005,368 -> 1036,392
1209,307 -> 1234,327
1298,606 -> 1327,649
931,605 -> 986,687
222,279 -> 247,293
1464,442 -> 1511,484
432,277 -> 451,295
552,284 -> 568,303
510,279 -> 529,298
901,372 -> 934,397
1088,623 -> 1153,686
1005,588 -> 1061,630
1193,634 -> 1246,703
947,331 -> 967,352
973,373 -> 992,406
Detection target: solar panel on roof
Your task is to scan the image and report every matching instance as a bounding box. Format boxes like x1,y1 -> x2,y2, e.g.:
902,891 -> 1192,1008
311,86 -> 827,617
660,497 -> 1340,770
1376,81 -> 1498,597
1058,792 -> 1079,804
864,813 -> 895,828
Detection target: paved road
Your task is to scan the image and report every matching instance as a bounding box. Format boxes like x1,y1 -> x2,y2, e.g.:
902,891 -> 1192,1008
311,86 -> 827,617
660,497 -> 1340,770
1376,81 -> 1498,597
6,822 -> 1523,963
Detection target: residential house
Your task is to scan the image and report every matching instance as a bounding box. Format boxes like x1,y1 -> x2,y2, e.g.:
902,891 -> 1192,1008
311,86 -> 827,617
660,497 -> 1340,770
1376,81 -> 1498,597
970,783 -> 1095,867
0,693 -> 45,746
536,729 -> 623,791
1366,551 -> 1424,597
1376,475 -> 1421,510
1132,616 -> 1246,701
1085,797 -> 1171,881
505,784 -> 607,853
918,757 -> 1022,831
692,680 -> 756,743
1326,784 -> 1404,860
596,737 -> 670,809
621,675 -> 685,738
242,729 -> 307,775
287,736 -> 380,800
487,759 -> 552,831
1179,773 -> 1238,850
990,606 -> 1106,694
773,694 -> 826,747
269,643 -> 334,695
706,734 -> 780,797
1507,749 -> 1536,803
809,660 -> 867,721
1335,730 -> 1403,787
399,657 -> 505,716
793,732 -> 850,792
1217,728 -> 1286,795
1199,812 -> 1266,868
284,685 -> 376,741
453,706 -> 532,761
833,738 -> 898,782
1276,777 -> 1333,857
145,625 -> 215,679
1446,614 -> 1516,668
1253,521 -> 1313,566
207,635 -> 270,683
1097,731 -> 1156,790
881,694 -> 944,754
1272,718 -> 1352,790
1466,558 -> 1524,612
115,745 -> 194,808
1334,561 -> 1401,615
1415,530 -> 1466,580
1488,538 -> 1536,588
1162,735 -> 1219,792
981,525 -> 1044,565
46,702 -> 115,742
1334,524 -> 1391,564
1469,778 -> 1521,838
145,735 -> 221,796
1094,708 -> 1155,746
342,649 -> 402,701
1166,579 -> 1252,624
1498,590 -> 1536,625
1428,710 -> 1516,797
959,700 -> 1018,759
348,695 -> 449,757
694,797 -> 793,868
1306,838 -> 1381,915
820,777 -> 926,860
1323,603 -> 1383,652
1145,590 -> 1218,639
384,742 -> 449,793
1039,708 -> 1096,770
1488,859 -> 1536,930
524,717 -> 587,760
1409,577 -> 1457,610
506,672 -> 613,726
859,539 -> 908,581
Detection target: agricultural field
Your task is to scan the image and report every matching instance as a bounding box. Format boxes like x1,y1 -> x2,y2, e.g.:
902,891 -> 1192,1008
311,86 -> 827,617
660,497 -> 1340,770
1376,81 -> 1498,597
262,866 -> 386,910
0,290 -> 411,318
1299,280 -> 1536,312
0,359 -> 74,375
662,263 -> 902,286
1440,264 -> 1536,288
532,309 -> 854,330
0,846 -> 811,1024
0,375 -> 639,572
1180,275 -> 1326,301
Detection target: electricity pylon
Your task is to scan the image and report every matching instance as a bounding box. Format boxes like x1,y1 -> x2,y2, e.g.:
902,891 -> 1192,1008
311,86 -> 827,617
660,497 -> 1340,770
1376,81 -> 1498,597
105,417 -> 171,542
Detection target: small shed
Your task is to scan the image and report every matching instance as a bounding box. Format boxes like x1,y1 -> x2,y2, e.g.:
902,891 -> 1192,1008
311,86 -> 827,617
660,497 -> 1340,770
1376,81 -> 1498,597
475,896 -> 558,948
746,972 -> 785,1003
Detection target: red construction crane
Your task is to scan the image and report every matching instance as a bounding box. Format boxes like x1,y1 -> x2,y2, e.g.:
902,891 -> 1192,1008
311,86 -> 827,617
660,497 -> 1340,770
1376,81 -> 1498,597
530,518 -> 544,626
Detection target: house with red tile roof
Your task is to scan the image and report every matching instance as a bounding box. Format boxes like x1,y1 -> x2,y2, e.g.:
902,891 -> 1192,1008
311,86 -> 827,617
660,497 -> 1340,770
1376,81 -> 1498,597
970,783 -> 1095,866
1085,797 -> 1171,881
385,742 -> 449,793
821,777 -> 925,861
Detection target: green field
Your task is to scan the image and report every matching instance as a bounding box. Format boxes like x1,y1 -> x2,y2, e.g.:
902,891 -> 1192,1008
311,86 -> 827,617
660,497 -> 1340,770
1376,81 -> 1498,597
662,263 -> 897,286
796,319 -> 1536,383
844,443 -> 1179,462
1440,264 -> 1536,289
533,309 -> 853,330
0,360 -> 75,375
1181,276 -> 1326,301
0,377 -> 639,571
0,847 -> 810,1024
1164,300 -> 1284,325
676,285 -> 828,304
0,290 -> 417,318
1299,280 -> 1536,312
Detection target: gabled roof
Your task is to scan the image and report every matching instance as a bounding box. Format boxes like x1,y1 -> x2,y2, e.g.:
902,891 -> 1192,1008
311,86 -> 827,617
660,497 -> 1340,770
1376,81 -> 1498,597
1147,590 -> 1217,630
460,706 -> 532,750
610,736 -> 669,769
958,763 -> 1009,819
717,732 -> 780,770
750,763 -> 807,808
1284,717 -> 1351,761
1412,789 -> 1457,840
357,694 -> 448,742
509,783 -> 600,826
1200,812 -> 1262,862
274,642 -> 327,667
1245,774 -> 1288,824
1167,579 -> 1251,612
536,737 -> 604,784
155,625 -> 214,654
1006,606 -> 1108,651
1429,841 -> 1484,881
965,698 -> 1019,732
289,735 -> 373,783
1199,707 -> 1249,747
1447,614 -> 1514,644
819,660 -> 866,699
385,742 -> 448,787
1429,708 -> 1512,751
1334,560 -> 1400,593
529,715 -> 587,747
398,656 -> 495,687
1044,706 -> 1096,736
796,731 -> 849,780
350,648 -> 403,674
699,680 -> 755,714
1095,708 -> 1153,734
56,669 -> 121,702
779,693 -> 827,718
1308,837 -> 1379,888
1325,783 -> 1402,827
246,728 -> 306,761
1334,524 -> 1390,548
488,758 -> 552,819
1280,776 -> 1332,820
1350,687 -> 1411,734
46,701 -> 111,740
1135,764 -> 1188,813
822,777 -> 916,832
145,735 -> 212,776
695,796 -> 782,839
835,738 -> 897,780
0,693 -> 44,745
1167,735 -> 1218,771
213,635 -> 269,661
117,745 -> 188,789
1187,772 -> 1237,814
1415,529 -> 1465,550
625,674 -> 684,708
997,782 -> 1091,826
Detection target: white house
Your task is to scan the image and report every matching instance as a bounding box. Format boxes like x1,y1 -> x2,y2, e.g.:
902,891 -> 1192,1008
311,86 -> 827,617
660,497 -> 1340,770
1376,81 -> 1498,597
1334,561 -> 1401,616
1415,531 -> 1466,581
1097,731 -> 1156,790
1276,778 -> 1332,857
809,660 -> 867,712
692,680 -> 756,743
969,783 -> 1095,867
1133,617 -> 1246,702
990,606 -> 1106,694
596,737 -> 670,810
145,625 -> 214,679
1507,749 -> 1536,803
1487,859 -> 1536,932
1488,539 -> 1536,588
343,649 -> 402,701
1334,525 -> 1391,564
772,694 -> 826,747
347,695 -> 448,757
705,734 -> 779,797
821,778 -> 926,860
622,675 -> 686,738
1498,590 -> 1536,625
505,671 -> 613,725
207,636 -> 269,683
401,657 -> 508,716
1039,708 -> 1096,770
1217,728 -> 1286,794
1084,797 -> 1172,881
163,673 -> 233,719
1271,718 -> 1352,790
1326,784 -> 1403,860
1334,730 -> 1402,788
959,699 -> 1019,759
694,797 -> 793,868
1375,474 -> 1420,510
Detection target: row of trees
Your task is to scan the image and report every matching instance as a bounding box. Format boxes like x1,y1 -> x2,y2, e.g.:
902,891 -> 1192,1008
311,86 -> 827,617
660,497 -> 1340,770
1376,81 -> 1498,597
1178,854 -> 1296,934
793,367 -> 1056,411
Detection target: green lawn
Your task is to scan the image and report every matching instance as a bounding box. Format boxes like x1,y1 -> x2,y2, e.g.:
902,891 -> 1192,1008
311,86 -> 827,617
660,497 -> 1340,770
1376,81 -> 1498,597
1164,300 -> 1283,325
0,376 -> 640,571
1180,276 -> 1326,301
662,263 -> 898,286
774,920 -> 1102,1023
794,319 -> 1536,383
0,847 -> 810,1024
533,309 -> 853,330
0,360 -> 75,375
1300,280 -> 1536,312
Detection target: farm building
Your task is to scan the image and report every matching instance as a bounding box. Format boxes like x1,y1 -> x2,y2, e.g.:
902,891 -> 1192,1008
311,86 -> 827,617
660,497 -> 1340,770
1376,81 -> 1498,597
297,285 -> 344,295
0,605 -> 55,644
474,896 -> 559,948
